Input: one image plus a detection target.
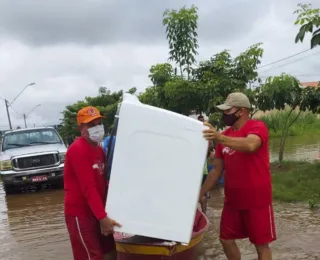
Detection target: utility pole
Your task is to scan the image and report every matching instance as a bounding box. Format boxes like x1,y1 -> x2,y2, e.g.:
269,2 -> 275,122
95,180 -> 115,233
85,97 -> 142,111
23,114 -> 27,128
22,104 -> 41,128
3,82 -> 35,130
5,99 -> 12,130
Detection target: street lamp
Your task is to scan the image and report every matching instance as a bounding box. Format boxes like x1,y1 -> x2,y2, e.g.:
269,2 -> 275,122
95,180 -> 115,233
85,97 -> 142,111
4,82 -> 36,130
23,104 -> 41,128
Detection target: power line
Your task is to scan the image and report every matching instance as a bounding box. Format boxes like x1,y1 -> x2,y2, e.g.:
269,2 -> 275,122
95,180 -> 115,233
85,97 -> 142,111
259,73 -> 320,78
259,50 -> 320,74
257,49 -> 311,69
9,105 -> 23,116
289,73 -> 320,77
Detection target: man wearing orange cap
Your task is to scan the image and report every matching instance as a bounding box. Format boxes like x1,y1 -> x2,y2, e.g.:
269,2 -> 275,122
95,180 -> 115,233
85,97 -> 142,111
64,106 -> 121,260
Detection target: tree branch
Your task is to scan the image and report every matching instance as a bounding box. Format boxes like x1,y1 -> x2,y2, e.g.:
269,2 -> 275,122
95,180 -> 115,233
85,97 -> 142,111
301,4 -> 313,20
250,109 -> 259,118
282,108 -> 294,136
288,110 -> 302,129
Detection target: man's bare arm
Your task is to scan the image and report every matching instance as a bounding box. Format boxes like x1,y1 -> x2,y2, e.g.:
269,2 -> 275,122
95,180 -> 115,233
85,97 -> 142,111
199,158 -> 224,199
218,134 -> 261,153
203,122 -> 263,153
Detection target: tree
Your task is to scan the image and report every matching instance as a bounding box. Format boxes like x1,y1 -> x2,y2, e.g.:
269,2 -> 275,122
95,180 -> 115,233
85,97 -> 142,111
141,44 -> 264,130
149,63 -> 175,87
256,73 -> 320,165
59,87 -> 137,140
163,5 -> 199,78
294,3 -> 320,49
244,87 -> 261,118
141,5 -> 263,128
141,63 -> 177,109
192,43 -> 264,128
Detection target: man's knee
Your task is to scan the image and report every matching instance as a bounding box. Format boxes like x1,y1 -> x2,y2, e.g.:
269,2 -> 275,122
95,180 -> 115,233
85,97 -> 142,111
103,250 -> 117,260
255,243 -> 270,253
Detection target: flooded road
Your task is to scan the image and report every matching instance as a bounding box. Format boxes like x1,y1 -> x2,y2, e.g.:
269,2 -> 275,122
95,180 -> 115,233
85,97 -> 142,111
0,187 -> 71,260
269,135 -> 320,162
0,186 -> 319,260
197,189 -> 320,260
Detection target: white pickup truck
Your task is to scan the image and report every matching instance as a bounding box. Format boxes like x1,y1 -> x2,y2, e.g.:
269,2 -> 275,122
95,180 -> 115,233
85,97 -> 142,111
0,127 -> 67,195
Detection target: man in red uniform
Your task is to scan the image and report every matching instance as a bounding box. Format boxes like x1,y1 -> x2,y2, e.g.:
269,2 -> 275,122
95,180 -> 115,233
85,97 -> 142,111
200,92 -> 276,260
64,106 -> 121,260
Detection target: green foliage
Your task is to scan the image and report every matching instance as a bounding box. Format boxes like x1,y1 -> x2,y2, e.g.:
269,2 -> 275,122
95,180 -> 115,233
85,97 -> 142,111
162,79 -> 204,115
271,161 -> 320,209
149,63 -> 175,87
133,6 -> 263,130
260,110 -> 320,137
141,44 -> 264,129
294,3 -> 320,49
143,63 -> 177,109
163,5 -> 199,78
256,73 -> 320,164
257,74 -> 302,111
257,74 -> 320,114
59,87 -> 137,140
138,86 -> 163,108
243,87 -> 260,118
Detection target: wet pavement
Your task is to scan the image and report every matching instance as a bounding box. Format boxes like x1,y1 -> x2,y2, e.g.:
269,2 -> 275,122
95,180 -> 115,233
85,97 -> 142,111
0,186 -> 319,260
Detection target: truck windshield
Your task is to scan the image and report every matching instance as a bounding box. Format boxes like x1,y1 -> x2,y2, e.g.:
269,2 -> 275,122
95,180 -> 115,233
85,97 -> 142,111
2,129 -> 62,151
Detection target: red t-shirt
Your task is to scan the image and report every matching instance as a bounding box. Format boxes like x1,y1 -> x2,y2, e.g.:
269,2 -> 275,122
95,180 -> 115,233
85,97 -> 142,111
64,137 -> 108,220
215,120 -> 272,209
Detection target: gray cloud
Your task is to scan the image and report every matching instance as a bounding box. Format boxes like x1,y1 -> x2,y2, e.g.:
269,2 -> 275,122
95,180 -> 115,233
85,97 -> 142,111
0,0 -> 319,130
0,0 -> 179,46
0,0 -> 273,46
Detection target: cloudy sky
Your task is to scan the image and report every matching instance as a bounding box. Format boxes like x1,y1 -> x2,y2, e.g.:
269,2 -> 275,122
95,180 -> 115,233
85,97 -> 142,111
0,0 -> 319,130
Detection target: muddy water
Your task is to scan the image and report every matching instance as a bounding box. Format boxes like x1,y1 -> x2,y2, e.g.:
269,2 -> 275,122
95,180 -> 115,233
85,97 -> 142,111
269,135 -> 320,162
0,188 -> 70,260
197,189 -> 320,260
0,187 -> 319,260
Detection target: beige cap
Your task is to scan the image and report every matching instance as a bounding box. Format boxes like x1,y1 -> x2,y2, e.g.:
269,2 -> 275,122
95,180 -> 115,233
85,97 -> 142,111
216,92 -> 251,110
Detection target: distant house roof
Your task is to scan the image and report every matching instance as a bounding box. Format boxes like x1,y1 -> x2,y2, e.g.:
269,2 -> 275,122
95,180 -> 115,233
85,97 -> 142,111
300,81 -> 319,88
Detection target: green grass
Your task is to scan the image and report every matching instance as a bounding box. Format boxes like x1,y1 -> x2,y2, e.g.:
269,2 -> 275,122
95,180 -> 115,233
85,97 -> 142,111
259,110 -> 320,138
271,161 -> 320,208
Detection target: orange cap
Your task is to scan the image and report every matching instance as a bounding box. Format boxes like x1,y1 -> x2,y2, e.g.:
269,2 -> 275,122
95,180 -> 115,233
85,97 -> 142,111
77,106 -> 105,125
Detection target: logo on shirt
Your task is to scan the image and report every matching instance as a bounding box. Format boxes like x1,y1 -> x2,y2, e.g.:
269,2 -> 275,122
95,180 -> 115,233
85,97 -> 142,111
93,162 -> 105,175
222,146 -> 235,156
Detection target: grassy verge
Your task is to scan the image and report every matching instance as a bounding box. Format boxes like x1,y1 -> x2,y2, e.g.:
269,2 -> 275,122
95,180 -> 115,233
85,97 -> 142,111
271,161 -> 320,209
259,110 -> 320,138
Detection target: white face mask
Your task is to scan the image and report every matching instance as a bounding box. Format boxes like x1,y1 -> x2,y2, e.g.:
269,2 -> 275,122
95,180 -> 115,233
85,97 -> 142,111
88,124 -> 105,143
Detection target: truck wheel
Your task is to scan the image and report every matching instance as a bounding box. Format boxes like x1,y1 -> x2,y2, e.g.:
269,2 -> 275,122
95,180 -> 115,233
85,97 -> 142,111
3,184 -> 16,195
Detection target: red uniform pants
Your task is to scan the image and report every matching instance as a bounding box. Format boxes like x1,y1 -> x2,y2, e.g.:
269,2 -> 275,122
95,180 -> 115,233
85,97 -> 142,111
65,215 -> 115,260
220,204 -> 277,245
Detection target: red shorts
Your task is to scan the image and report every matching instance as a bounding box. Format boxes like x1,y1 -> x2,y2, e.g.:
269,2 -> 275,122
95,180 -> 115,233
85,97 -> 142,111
65,215 -> 115,260
220,204 -> 276,245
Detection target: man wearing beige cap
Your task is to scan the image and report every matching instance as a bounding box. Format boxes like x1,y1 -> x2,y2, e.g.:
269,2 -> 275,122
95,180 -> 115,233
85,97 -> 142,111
200,92 -> 276,260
